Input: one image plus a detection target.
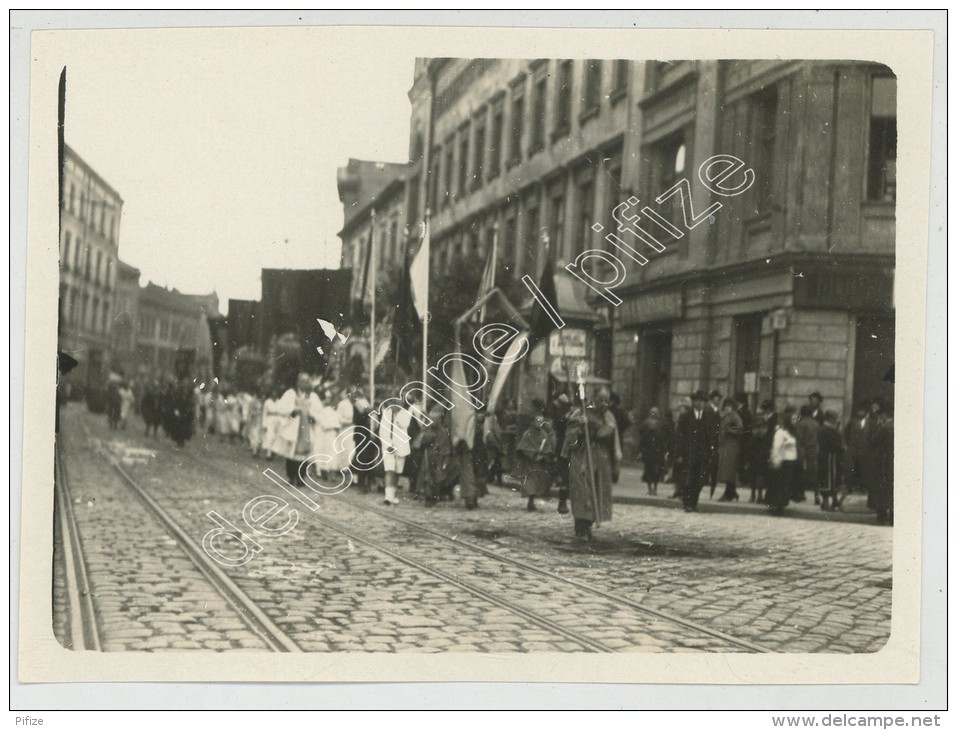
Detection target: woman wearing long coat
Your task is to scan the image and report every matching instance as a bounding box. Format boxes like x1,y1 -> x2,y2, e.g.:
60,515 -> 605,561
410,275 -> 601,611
716,399 -> 744,501
272,374 -> 325,487
561,391 -> 620,540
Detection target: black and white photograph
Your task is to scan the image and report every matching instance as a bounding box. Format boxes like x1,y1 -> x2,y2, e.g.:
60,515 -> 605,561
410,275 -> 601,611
14,13 -> 942,709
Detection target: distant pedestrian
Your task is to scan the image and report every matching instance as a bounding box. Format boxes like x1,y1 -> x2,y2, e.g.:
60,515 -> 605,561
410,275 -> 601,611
378,395 -> 413,506
675,390 -> 719,512
734,393 -> 754,488
547,391 -> 572,514
484,403 -> 506,486
843,401 -> 873,493
561,388 -> 619,540
246,388 -> 264,456
515,410 -> 556,512
707,389 -> 723,498
141,379 -> 163,436
664,405 -> 682,497
871,404 -> 894,525
106,382 -> 122,430
118,382 -> 135,429
351,389 -> 376,494
766,406 -> 799,515
273,374 -> 323,487
795,405 -> 820,503
260,385 -> 284,460
417,405 -> 456,507
164,376 -> 196,447
716,398 -> 743,502
817,410 -> 845,511
749,401 -> 776,504
808,391 -> 825,425
638,407 -> 666,496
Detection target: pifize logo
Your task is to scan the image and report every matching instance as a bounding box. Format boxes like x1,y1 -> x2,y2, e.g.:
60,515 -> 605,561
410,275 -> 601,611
202,153 -> 755,568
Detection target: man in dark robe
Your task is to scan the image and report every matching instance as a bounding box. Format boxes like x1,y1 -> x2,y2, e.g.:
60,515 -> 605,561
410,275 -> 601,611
675,390 -> 720,512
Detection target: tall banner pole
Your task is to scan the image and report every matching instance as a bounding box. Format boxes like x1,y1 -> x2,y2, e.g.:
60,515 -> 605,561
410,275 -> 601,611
369,209 -> 377,408
421,212 -> 430,411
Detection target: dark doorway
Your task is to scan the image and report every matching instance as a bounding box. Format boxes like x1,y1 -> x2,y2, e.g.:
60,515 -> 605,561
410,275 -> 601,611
733,315 -> 763,413
636,327 -> 672,418
853,315 -> 895,409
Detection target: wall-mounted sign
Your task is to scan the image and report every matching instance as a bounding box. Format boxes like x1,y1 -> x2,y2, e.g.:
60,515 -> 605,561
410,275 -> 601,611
548,329 -> 587,359
618,289 -> 684,326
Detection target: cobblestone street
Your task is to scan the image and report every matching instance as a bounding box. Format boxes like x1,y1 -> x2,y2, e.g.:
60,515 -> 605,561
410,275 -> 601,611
54,406 -> 893,654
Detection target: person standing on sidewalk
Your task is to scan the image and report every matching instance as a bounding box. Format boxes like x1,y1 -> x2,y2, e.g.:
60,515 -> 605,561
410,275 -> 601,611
795,405 -> 820,503
378,395 -> 413,506
767,406 -> 799,515
674,390 -> 719,513
707,390 -> 723,498
638,407 -> 666,496
749,401 -> 776,503
817,410 -> 845,511
716,398 -> 743,501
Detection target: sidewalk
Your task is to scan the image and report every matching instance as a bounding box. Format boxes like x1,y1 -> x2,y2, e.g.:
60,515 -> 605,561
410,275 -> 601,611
492,462 -> 882,526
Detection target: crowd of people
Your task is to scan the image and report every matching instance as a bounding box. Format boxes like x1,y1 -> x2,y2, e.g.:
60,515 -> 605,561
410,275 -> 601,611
91,372 -> 895,536
635,389 -> 895,525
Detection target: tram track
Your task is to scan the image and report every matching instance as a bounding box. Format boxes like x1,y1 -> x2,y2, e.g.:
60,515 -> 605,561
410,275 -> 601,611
168,435 -> 771,653
54,443 -> 102,651
73,422 -> 301,652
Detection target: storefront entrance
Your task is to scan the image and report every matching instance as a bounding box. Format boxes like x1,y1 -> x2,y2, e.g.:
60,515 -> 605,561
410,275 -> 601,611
635,327 -> 672,418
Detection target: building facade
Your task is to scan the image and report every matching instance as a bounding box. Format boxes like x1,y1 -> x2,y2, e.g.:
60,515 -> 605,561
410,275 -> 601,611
404,58 -> 647,397
337,157 -> 408,288
135,283 -> 218,381
58,144 -> 125,392
611,61 -> 896,422
399,58 -> 896,423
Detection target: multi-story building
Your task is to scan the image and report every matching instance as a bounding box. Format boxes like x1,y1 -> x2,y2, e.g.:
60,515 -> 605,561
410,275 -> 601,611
611,61 -> 896,422
404,58 -> 645,398
337,157 -> 408,302
400,58 -> 896,423
58,144 -> 124,393
135,283 -> 218,381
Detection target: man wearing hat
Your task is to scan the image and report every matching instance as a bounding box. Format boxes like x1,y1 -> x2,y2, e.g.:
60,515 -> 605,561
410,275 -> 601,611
674,390 -> 720,512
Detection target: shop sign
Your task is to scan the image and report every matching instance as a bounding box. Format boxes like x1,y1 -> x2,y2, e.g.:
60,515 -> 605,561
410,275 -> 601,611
618,289 -> 684,326
548,328 -> 587,358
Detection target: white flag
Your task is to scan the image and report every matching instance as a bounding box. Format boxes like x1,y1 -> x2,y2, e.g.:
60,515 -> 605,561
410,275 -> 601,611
487,331 -> 530,412
409,220 -> 430,321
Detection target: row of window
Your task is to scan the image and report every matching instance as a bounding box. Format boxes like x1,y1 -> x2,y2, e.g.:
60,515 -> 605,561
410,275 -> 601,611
137,313 -> 191,343
60,285 -> 111,335
429,154 -> 625,277
428,59 -> 630,213
60,231 -> 116,289
62,183 -> 118,242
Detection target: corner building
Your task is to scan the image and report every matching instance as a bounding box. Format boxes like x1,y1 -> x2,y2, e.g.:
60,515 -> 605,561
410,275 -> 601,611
613,61 -> 896,422
402,59 -> 896,422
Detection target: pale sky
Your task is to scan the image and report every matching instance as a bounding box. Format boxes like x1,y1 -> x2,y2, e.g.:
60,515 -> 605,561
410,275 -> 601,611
62,28 -> 414,313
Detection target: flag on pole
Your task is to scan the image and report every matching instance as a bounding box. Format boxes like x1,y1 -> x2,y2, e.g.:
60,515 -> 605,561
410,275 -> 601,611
409,219 -> 430,321
449,341 -> 477,448
487,331 -> 530,412
526,253 -> 560,352
391,250 -> 420,378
